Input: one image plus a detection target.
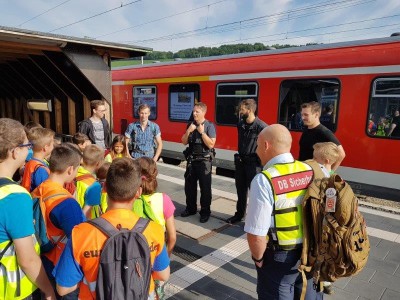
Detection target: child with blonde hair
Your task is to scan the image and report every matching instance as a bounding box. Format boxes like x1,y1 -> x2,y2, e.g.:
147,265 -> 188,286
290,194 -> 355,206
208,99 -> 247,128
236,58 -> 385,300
21,127 -> 55,192
312,142 -> 340,177
75,144 -> 104,219
308,141 -> 340,295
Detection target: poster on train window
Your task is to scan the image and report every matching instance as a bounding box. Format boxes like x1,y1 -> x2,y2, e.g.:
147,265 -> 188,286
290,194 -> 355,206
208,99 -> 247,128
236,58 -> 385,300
170,92 -> 194,120
133,87 -> 157,119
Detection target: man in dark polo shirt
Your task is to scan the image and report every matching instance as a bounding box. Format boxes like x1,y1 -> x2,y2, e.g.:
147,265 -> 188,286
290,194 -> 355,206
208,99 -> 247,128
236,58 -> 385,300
299,101 -> 345,170
226,99 -> 267,224
181,102 -> 216,223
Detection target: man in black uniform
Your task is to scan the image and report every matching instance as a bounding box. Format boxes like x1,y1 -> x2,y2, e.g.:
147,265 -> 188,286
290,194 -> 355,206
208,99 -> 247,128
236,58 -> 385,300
388,109 -> 400,137
299,101 -> 346,170
226,99 -> 267,224
181,102 -> 217,223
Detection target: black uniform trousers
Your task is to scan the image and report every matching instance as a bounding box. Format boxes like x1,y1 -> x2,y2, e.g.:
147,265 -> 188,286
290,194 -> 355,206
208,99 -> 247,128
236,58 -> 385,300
234,156 -> 262,218
184,159 -> 212,217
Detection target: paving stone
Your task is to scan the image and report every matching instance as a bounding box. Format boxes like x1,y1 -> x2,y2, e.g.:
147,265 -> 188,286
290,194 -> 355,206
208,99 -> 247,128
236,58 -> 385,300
369,246 -> 390,260
229,288 -> 258,299
370,271 -> 400,292
332,277 -> 351,289
344,278 -> 385,300
381,288 -> 400,300
195,276 -> 245,299
366,220 -> 393,232
385,247 -> 400,264
324,288 -> 358,300
212,259 -> 257,289
355,266 -> 376,282
366,256 -> 398,274
394,266 -> 400,278
368,236 -> 381,247
377,239 -> 398,251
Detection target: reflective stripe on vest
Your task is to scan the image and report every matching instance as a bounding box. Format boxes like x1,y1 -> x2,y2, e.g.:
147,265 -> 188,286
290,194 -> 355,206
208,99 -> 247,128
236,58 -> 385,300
83,277 -> 96,292
141,193 -> 165,229
31,184 -> 70,266
0,183 -> 39,299
262,161 -> 313,250
100,187 -> 108,214
0,237 -> 40,300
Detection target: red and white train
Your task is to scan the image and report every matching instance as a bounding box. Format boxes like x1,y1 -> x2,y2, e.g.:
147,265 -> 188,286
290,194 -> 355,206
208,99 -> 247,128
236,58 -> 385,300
112,35 -> 400,200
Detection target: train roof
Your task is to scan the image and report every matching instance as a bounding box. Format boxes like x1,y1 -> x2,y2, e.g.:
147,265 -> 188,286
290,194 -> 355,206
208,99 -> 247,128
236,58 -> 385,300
0,25 -> 152,59
113,35 -> 400,70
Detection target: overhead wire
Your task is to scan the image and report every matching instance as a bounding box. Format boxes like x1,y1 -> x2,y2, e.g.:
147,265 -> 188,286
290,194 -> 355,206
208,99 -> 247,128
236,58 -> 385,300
199,13 -> 400,47
49,0 -> 142,33
95,0 -> 228,39
125,0 -> 375,44
17,0 -> 72,27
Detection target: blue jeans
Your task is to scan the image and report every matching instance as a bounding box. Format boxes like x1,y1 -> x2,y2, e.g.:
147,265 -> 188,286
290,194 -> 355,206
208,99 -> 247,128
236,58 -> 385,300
256,248 -> 323,300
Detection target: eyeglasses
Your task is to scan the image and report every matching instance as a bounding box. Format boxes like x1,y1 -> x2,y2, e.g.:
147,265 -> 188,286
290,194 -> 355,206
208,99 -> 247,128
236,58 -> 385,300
97,109 -> 107,113
18,142 -> 33,150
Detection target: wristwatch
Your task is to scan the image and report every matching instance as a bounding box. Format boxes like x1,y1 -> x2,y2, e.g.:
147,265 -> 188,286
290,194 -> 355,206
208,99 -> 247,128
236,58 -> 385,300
251,255 -> 263,263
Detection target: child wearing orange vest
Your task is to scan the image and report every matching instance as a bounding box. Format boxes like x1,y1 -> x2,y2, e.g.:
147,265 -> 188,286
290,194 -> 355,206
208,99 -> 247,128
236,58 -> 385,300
21,127 -> 55,192
75,144 -> 104,219
54,158 -> 170,299
31,143 -> 86,297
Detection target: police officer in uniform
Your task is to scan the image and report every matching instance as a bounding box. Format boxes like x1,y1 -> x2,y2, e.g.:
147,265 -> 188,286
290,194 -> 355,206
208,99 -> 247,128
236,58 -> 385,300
181,103 -> 216,223
226,99 -> 267,224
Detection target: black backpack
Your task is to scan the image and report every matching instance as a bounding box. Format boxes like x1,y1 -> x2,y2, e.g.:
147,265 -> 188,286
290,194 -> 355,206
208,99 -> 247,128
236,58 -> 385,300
87,217 -> 152,300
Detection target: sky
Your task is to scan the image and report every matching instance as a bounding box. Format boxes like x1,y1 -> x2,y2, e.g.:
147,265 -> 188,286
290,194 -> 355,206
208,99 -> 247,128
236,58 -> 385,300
0,0 -> 399,52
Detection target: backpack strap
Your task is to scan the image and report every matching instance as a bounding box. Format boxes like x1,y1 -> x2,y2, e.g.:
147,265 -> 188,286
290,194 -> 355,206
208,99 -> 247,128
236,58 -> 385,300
87,217 -> 119,238
0,177 -> 16,188
132,217 -> 150,234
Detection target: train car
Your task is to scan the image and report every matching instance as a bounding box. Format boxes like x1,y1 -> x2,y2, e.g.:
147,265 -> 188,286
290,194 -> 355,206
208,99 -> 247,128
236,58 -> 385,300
112,35 -> 400,200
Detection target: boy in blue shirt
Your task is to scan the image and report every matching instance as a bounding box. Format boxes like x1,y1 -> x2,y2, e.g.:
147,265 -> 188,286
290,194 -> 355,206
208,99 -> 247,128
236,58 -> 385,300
0,118 -> 55,300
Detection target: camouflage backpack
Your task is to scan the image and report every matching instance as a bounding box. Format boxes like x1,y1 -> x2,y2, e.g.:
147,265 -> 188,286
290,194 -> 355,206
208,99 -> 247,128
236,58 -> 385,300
299,161 -> 370,296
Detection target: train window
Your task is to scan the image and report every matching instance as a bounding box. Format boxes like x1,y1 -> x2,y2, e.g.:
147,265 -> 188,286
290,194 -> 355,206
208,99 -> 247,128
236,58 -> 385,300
215,82 -> 258,126
169,84 -> 200,122
367,78 -> 400,139
278,79 -> 340,131
133,86 -> 157,119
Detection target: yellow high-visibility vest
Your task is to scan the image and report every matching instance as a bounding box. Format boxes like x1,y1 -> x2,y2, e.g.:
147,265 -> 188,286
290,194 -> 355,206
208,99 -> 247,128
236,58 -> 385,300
262,160 -> 313,250
141,193 -> 166,230
0,183 -> 40,299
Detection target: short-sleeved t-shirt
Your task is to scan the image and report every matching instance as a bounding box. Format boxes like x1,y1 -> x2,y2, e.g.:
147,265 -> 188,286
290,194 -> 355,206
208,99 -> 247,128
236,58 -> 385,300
162,194 -> 175,220
391,115 -> 400,137
188,120 -> 216,154
299,124 -> 341,161
237,117 -> 267,156
0,182 -> 34,243
91,120 -> 106,149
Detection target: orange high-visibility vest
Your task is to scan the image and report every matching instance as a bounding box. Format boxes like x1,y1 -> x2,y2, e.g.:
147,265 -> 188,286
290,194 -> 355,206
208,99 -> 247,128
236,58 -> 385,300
71,209 -> 165,299
31,180 -> 70,266
21,160 -> 49,192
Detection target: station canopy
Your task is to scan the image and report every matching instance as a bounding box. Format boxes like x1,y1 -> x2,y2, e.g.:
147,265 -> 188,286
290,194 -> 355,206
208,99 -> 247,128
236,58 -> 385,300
0,26 -> 151,134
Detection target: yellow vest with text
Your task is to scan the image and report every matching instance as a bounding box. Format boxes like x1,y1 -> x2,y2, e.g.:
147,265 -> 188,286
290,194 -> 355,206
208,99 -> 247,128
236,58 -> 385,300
0,183 -> 40,300
262,161 -> 313,250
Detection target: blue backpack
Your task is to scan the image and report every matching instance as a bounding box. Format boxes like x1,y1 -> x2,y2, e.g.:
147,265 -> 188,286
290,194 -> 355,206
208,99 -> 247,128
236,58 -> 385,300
32,192 -> 69,253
